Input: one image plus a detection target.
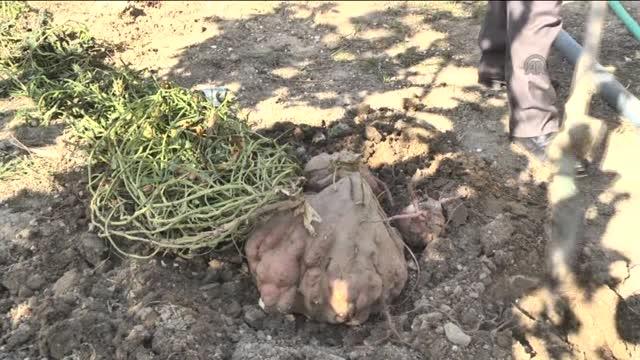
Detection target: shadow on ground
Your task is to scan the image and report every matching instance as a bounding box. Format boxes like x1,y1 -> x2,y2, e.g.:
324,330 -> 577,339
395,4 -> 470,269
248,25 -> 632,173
164,1 -> 640,358
1,1 -> 639,359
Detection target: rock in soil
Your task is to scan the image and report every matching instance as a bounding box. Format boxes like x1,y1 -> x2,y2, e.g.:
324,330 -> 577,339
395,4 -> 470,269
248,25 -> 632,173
78,232 -> 107,266
443,322 -> 471,347
411,312 -> 442,331
509,274 -> 540,297
52,269 -> 80,297
496,330 -> 512,348
5,323 -> 34,350
441,197 -> 468,228
135,307 -> 159,328
295,146 -> 307,158
356,103 -> 373,116
1,268 -> 26,296
15,227 -> 39,243
461,308 -> 478,327
293,127 -> 304,140
328,123 -> 352,138
226,300 -> 243,318
26,274 -> 46,291
480,214 -> 514,254
42,320 -> 82,359
231,338 -> 301,360
312,132 -> 326,144
364,126 -> 382,143
0,299 -> 13,314
243,305 -> 266,329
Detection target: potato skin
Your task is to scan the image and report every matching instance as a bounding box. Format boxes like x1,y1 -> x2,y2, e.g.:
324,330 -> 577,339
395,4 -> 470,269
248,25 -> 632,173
246,154 -> 408,325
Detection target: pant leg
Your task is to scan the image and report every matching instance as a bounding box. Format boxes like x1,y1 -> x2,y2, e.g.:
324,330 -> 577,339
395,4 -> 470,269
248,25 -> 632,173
478,1 -> 507,81
507,0 -> 562,138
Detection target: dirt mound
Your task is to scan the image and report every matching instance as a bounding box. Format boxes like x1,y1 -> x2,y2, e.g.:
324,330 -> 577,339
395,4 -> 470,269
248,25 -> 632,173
0,107 -> 535,359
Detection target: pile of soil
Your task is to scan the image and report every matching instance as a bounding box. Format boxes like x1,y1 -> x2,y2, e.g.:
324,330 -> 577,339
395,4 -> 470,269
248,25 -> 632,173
2,107 -> 552,359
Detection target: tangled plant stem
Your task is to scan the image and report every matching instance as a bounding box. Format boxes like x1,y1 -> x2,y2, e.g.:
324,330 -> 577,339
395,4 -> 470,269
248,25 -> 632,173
0,2 -> 302,257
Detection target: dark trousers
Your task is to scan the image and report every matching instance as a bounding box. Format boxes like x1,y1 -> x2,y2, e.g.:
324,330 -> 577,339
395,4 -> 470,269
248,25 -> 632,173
478,1 -> 563,138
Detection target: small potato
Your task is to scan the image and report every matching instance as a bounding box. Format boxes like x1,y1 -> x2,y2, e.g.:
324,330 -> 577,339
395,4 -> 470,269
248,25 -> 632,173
394,198 -> 445,248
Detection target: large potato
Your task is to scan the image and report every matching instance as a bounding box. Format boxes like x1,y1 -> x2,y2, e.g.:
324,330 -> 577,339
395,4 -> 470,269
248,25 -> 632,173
246,154 -> 408,325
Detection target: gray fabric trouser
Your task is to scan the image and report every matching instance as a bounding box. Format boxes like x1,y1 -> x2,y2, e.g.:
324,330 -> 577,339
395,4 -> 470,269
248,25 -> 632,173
478,1 -> 563,138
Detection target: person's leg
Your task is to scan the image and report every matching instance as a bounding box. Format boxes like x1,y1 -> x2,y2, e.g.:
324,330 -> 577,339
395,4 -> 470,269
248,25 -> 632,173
478,1 -> 507,87
505,1 -> 588,173
506,0 -> 562,140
